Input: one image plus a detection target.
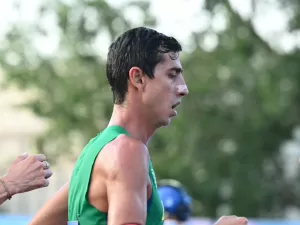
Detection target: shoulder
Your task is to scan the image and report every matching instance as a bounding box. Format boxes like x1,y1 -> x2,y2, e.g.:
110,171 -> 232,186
112,134 -> 148,159
110,135 -> 149,171
97,134 -> 149,180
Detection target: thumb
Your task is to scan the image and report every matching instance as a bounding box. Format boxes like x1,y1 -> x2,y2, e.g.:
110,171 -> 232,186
13,152 -> 28,164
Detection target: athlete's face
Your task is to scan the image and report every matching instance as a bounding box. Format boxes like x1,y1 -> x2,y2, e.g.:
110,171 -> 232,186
143,52 -> 189,127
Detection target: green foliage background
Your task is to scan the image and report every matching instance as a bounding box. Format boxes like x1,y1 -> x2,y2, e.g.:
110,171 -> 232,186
1,0 -> 300,219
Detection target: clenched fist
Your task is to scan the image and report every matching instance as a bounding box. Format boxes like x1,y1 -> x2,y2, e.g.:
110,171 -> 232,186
2,153 -> 53,196
214,216 -> 248,225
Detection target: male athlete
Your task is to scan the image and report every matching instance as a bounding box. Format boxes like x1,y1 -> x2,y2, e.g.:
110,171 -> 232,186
29,27 -> 248,225
158,179 -> 192,225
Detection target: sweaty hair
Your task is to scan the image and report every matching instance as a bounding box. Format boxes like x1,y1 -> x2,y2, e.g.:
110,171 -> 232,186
106,27 -> 182,105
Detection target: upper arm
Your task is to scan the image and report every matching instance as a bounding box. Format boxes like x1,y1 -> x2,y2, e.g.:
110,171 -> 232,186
29,182 -> 69,225
106,136 -> 149,225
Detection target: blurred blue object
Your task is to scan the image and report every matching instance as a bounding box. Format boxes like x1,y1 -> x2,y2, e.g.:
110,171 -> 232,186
0,214 -> 300,225
186,218 -> 300,225
158,179 -> 192,222
0,215 -> 31,225
252,220 -> 300,225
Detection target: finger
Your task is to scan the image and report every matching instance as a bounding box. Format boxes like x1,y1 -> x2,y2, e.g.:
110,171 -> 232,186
13,152 -> 28,164
236,217 -> 248,224
31,178 -> 50,190
220,215 -> 237,220
44,169 -> 53,179
42,161 -> 50,170
227,215 -> 237,218
35,154 -> 47,162
44,179 -> 50,187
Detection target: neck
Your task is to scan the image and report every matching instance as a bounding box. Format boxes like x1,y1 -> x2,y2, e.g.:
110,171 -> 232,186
107,104 -> 156,145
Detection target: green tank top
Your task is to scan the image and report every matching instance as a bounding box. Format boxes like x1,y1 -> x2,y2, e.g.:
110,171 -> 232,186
68,126 -> 164,225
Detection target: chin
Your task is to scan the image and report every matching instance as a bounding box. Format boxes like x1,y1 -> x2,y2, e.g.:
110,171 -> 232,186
157,118 -> 172,128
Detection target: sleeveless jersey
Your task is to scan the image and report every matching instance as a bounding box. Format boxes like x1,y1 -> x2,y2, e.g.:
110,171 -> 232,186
68,126 -> 164,225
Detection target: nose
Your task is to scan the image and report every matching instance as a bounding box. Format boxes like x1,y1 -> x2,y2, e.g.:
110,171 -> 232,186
176,84 -> 189,97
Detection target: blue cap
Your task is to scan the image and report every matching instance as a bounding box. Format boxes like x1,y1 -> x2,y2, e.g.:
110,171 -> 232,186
158,179 -> 191,222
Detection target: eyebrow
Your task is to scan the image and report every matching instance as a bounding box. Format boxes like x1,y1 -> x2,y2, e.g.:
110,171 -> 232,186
168,67 -> 183,73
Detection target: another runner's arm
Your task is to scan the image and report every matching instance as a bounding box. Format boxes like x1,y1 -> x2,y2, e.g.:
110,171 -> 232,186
28,182 -> 69,225
106,136 -> 148,225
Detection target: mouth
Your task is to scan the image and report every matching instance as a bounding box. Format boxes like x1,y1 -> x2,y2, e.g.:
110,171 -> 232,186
171,102 -> 181,109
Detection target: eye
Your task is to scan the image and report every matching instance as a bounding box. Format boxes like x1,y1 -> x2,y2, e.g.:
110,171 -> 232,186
168,73 -> 177,79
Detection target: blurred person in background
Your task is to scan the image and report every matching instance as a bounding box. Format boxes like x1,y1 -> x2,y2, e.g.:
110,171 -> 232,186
158,179 -> 192,225
0,153 -> 52,206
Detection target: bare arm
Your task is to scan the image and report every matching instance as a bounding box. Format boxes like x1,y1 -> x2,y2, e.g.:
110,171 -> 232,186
106,136 -> 149,225
28,182 -> 69,225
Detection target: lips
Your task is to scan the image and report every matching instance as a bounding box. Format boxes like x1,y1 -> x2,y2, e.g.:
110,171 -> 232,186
171,102 -> 181,109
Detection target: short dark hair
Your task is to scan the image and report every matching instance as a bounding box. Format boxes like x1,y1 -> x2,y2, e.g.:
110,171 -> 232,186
106,27 -> 182,105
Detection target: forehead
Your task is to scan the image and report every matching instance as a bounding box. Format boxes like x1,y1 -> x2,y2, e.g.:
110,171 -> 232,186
154,52 -> 182,72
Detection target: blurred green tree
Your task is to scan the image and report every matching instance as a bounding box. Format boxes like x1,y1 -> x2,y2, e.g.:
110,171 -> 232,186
0,0 -> 156,160
1,0 -> 300,219
152,0 -> 300,218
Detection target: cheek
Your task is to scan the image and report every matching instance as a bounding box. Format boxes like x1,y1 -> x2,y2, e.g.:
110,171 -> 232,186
143,79 -> 173,108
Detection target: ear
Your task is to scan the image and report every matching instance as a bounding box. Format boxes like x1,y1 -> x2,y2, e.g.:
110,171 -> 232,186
128,66 -> 146,91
